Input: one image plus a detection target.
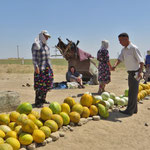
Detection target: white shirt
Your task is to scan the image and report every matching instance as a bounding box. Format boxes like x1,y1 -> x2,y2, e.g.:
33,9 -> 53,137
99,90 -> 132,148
118,43 -> 144,71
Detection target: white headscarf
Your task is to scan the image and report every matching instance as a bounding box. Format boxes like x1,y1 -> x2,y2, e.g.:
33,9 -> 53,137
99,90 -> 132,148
34,30 -> 50,50
101,40 -> 109,49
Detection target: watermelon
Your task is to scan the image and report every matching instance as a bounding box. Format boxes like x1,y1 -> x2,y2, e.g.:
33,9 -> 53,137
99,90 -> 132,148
101,92 -> 110,101
49,102 -> 61,114
16,103 -> 32,115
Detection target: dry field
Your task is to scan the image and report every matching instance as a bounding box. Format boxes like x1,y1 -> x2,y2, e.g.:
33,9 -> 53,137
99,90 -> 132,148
0,63 -> 150,150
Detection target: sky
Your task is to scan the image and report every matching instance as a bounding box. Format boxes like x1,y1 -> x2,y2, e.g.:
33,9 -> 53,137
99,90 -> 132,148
0,0 -> 150,59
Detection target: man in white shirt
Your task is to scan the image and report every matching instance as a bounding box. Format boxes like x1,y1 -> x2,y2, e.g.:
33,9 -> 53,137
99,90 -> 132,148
113,33 -> 144,116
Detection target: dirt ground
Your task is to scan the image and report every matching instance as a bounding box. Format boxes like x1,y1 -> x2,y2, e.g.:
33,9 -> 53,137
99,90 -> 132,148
0,65 -> 150,150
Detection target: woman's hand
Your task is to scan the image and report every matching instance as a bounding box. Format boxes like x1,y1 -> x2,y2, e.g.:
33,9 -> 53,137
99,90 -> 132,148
35,67 -> 40,74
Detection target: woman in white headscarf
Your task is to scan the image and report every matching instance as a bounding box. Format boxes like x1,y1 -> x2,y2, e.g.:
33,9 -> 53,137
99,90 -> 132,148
31,30 -> 53,108
97,40 -> 113,94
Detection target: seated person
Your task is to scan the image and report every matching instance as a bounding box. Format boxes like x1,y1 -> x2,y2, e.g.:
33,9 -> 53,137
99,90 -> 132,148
144,50 -> 150,84
66,66 -> 85,88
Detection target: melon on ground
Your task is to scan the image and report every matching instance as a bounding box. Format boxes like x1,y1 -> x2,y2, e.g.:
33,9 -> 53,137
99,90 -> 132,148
6,137 -> 20,150
28,114 -> 36,121
49,102 -> 61,114
0,114 -> 10,125
51,114 -> 63,128
34,119 -> 43,128
14,125 -> 22,135
19,132 -> 33,145
0,129 -> 5,138
81,107 -> 90,118
0,143 -> 13,150
40,107 -> 53,121
0,125 -> 11,134
31,110 -> 40,119
16,102 -> 32,115
40,126 -> 51,138
60,112 -> 70,125
72,103 -> 83,115
9,112 -> 20,122
0,137 -> 4,144
69,112 -> 80,123
32,129 -> 45,143
61,103 -> 70,114
80,94 -> 93,107
97,104 -> 109,118
5,131 -> 18,139
16,114 -> 28,125
21,119 -> 36,134
89,105 -> 98,116
9,122 -> 17,130
64,97 -> 76,108
44,120 -> 58,132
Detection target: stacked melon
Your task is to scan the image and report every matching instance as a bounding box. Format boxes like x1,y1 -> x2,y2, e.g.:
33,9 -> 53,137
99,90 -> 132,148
137,83 -> 150,101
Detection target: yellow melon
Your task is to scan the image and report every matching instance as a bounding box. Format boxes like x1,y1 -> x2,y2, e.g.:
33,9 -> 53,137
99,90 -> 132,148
51,114 -> 63,128
40,126 -> 51,138
34,119 -> 43,128
19,132 -> 33,145
64,97 -> 76,108
40,107 -> 53,121
80,94 -> 93,107
60,112 -> 70,125
32,129 -> 45,143
0,114 -> 10,125
28,114 -> 36,121
44,120 -> 58,132
14,125 -> 22,135
72,103 -> 83,115
0,129 -> 5,138
89,105 -> 98,116
22,119 -> 36,134
0,143 -> 13,150
61,103 -> 71,114
9,112 -> 20,122
0,137 -> 4,144
9,122 -> 17,130
6,137 -> 20,150
81,107 -> 90,118
31,110 -> 40,119
5,131 -> 18,139
16,114 -> 28,125
69,112 -> 80,123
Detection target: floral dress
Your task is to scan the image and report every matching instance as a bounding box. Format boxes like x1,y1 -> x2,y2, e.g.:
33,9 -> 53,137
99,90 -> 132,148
97,48 -> 110,84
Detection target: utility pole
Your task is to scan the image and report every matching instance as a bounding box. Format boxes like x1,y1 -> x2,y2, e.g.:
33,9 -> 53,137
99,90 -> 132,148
17,45 -> 19,59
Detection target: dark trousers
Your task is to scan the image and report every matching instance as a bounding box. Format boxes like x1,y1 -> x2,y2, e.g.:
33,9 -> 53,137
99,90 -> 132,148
35,90 -> 47,104
127,71 -> 139,114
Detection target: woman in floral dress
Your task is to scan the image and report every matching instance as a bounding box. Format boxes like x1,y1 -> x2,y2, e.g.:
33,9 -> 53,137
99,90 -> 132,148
97,40 -> 113,94
31,30 -> 54,107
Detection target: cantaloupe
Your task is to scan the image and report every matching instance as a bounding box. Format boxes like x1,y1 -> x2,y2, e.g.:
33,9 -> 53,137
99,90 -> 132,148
44,120 -> 58,132
64,97 -> 76,108
51,114 -> 63,128
19,132 -> 33,145
89,105 -> 98,116
80,94 -> 93,107
60,112 -> 70,125
32,129 -> 45,143
40,126 -> 51,138
0,114 -> 10,125
72,103 -> 83,115
9,112 -> 20,122
61,103 -> 70,114
6,137 -> 20,150
69,112 -> 80,123
81,107 -> 90,118
5,131 -> 18,139
40,107 -> 53,121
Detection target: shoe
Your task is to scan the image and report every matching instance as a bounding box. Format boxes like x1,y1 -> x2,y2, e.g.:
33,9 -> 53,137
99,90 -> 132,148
43,100 -> 50,104
81,85 -> 85,89
35,103 -> 43,108
119,110 -> 132,116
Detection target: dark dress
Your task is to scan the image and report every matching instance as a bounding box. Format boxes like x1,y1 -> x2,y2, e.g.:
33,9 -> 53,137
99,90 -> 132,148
97,48 -> 110,84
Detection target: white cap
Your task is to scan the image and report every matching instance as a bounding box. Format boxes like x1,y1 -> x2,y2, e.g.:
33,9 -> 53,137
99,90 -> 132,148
41,30 -> 51,38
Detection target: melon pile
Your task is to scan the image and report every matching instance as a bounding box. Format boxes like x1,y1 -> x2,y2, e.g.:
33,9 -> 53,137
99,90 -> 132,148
0,95 -> 109,149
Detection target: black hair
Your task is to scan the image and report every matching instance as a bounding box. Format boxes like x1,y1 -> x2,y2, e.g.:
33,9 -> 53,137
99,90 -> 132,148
118,33 -> 129,38
69,66 -> 76,72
